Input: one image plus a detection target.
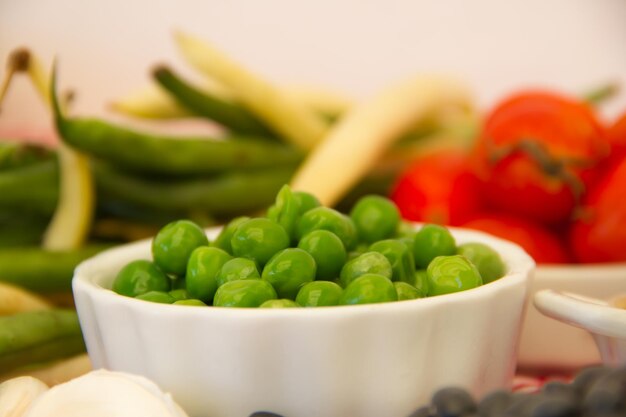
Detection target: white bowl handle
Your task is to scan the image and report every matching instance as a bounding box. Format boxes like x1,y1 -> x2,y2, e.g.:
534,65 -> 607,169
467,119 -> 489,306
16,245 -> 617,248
533,289 -> 626,339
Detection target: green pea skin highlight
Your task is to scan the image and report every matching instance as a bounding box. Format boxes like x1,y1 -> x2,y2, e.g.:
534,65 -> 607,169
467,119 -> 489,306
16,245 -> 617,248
413,224 -> 456,269
413,269 -> 430,297
186,246 -> 232,303
350,195 -> 400,243
296,281 -> 343,307
135,291 -> 176,304
173,299 -> 207,306
211,216 -> 250,254
293,191 -> 321,215
297,230 -> 346,280
457,242 -> 505,284
168,288 -> 188,301
267,185 -> 300,240
296,207 -> 358,251
262,248 -> 316,299
369,239 -> 416,283
259,299 -> 300,308
340,273 -> 397,306
216,257 -> 260,287
152,219 -> 209,277
339,251 -> 393,288
394,281 -> 423,301
113,260 -> 170,297
213,280 -> 277,308
230,218 -> 290,266
427,255 -> 483,296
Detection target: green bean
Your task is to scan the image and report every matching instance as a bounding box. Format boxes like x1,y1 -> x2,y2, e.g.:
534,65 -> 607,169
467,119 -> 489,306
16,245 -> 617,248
0,141 -> 54,170
0,159 -> 58,215
153,65 -> 274,137
0,245 -> 109,293
51,68 -> 302,176
0,309 -> 84,373
94,162 -> 294,216
0,213 -> 49,247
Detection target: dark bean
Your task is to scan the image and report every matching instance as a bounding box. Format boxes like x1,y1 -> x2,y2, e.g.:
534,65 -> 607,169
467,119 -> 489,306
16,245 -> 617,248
583,367 -> 626,414
248,412 -> 284,417
478,390 -> 514,417
407,405 -> 436,417
530,396 -> 578,417
571,365 -> 612,395
540,382 -> 579,407
502,393 -> 542,417
432,387 -> 476,417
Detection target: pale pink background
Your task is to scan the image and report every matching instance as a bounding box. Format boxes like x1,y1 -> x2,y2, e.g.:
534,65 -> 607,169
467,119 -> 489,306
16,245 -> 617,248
1,0 -> 625,141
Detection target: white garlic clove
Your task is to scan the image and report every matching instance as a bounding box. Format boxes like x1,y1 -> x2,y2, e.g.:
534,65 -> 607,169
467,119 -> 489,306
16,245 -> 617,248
0,376 -> 49,417
23,369 -> 189,417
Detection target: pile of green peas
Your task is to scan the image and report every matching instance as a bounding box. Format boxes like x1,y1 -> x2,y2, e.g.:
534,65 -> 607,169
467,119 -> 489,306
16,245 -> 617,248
112,185 -> 506,308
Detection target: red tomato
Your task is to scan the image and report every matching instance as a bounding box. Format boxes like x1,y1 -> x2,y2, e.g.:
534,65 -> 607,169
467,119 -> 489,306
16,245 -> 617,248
607,111 -> 626,164
570,157 -> 626,263
390,149 -> 482,226
460,213 -> 571,264
472,90 -> 608,225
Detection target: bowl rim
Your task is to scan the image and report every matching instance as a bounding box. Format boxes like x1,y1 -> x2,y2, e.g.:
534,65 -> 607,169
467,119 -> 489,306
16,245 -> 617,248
73,223 -> 535,318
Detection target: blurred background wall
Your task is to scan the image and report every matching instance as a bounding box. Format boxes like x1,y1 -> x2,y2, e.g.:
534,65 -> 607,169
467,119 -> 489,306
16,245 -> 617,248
1,0 -> 625,136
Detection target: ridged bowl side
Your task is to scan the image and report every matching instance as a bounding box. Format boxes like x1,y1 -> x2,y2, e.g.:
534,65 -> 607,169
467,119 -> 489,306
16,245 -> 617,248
73,227 -> 534,417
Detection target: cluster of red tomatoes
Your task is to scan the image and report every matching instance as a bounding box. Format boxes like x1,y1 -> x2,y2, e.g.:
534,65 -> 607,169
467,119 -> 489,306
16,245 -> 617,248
391,90 -> 626,264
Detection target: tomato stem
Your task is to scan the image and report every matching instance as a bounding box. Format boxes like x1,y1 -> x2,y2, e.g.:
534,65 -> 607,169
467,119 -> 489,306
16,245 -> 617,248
487,138 -> 586,211
582,83 -> 620,106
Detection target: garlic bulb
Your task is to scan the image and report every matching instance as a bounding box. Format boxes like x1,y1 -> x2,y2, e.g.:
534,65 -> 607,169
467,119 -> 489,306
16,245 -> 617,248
0,376 -> 49,417
1,369 -> 189,417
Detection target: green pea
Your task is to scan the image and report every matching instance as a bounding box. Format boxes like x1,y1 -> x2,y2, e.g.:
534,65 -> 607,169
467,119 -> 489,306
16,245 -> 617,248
413,269 -> 430,297
113,260 -> 170,297
296,207 -> 357,250
427,255 -> 483,296
135,291 -> 176,304
413,224 -> 456,268
369,239 -> 416,283
173,299 -> 207,306
394,281 -> 423,301
267,185 -> 299,240
293,191 -> 321,215
168,288 -> 188,301
186,246 -> 232,303
152,220 -> 209,277
262,248 -> 316,299
259,299 -> 300,308
297,230 -> 346,280
457,242 -> 506,284
340,273 -> 397,306
213,279 -> 277,307
296,281 -> 343,307
231,218 -> 290,266
339,251 -> 392,288
170,277 -> 186,290
350,195 -> 400,243
217,257 -> 260,287
395,221 -> 417,239
211,216 -> 250,254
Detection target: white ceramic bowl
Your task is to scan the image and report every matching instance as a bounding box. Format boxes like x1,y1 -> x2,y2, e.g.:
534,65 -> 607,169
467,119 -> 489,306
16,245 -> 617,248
533,290 -> 626,367
517,263 -> 626,372
73,227 -> 534,417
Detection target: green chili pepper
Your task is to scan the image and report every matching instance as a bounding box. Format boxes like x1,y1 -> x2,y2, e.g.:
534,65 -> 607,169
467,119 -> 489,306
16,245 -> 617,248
0,213 -> 50,247
51,67 -> 302,176
0,141 -> 54,170
0,309 -> 85,373
94,162 -> 294,216
0,245 -> 109,293
153,65 -> 274,137
0,159 -> 59,215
